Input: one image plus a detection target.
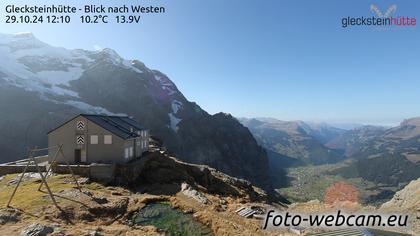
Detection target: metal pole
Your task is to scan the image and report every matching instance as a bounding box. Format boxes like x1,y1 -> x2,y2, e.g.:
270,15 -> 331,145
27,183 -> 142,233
38,146 -> 60,191
31,151 -> 60,210
6,150 -> 33,208
59,146 -> 82,192
31,146 -> 58,152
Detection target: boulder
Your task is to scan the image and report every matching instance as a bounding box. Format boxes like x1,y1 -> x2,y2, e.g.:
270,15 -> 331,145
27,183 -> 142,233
0,208 -> 21,224
20,223 -> 54,236
181,183 -> 210,204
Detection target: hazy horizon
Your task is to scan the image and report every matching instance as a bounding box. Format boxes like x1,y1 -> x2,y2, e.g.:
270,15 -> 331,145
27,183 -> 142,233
238,116 -> 411,129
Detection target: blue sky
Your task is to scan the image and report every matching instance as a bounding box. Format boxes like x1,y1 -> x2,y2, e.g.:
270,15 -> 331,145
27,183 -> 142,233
1,0 -> 419,126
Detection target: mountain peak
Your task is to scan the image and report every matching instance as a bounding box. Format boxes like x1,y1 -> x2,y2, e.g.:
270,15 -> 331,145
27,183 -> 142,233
0,32 -> 39,42
0,32 -> 47,52
400,117 -> 420,127
99,48 -> 121,59
353,125 -> 386,131
0,32 -> 34,39
13,32 -> 35,38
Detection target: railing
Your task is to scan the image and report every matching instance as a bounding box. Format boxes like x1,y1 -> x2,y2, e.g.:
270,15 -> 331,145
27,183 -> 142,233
0,155 -> 49,166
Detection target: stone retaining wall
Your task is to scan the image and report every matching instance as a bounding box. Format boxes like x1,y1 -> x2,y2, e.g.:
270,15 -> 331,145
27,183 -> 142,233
53,164 -> 115,182
0,152 -> 157,184
0,165 -> 47,175
53,165 -> 91,176
115,152 -> 157,184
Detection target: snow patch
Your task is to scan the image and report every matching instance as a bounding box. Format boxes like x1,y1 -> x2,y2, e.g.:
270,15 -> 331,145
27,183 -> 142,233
171,100 -> 183,114
64,100 -> 125,116
0,33 -> 143,103
0,32 -> 38,46
98,49 -> 143,75
14,45 -> 72,58
36,66 -> 84,86
50,86 -> 79,97
123,60 -> 143,74
168,113 -> 182,132
13,32 -> 34,38
154,74 -> 176,95
0,33 -> 95,100
0,46 -> 37,80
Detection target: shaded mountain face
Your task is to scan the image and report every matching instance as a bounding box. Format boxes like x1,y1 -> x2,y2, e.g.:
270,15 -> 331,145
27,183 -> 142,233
0,33 -> 271,189
297,122 -> 346,144
239,118 -> 344,165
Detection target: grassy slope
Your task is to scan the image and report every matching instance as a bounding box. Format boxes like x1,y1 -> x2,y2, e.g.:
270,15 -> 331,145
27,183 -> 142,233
0,174 -> 105,215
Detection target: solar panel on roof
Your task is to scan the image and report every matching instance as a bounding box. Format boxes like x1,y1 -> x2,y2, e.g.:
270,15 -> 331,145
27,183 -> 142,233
81,114 -> 145,140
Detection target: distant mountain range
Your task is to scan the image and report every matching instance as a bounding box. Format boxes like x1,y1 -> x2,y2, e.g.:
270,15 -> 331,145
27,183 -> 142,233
0,32 -> 271,189
331,118 -> 420,187
240,117 -> 420,188
326,125 -> 387,157
239,118 -> 345,165
327,118 -> 420,160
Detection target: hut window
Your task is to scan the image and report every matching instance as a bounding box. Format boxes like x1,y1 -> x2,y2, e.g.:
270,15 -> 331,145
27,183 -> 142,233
129,147 -> 133,157
90,135 -> 98,144
104,135 -> 112,144
124,148 -> 129,159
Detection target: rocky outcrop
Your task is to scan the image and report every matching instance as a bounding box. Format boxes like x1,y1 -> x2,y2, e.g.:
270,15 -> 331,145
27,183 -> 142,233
20,223 -> 54,236
174,113 -> 271,189
0,208 -> 21,225
180,183 -> 210,205
133,153 -> 281,203
381,178 -> 420,210
380,178 -> 420,235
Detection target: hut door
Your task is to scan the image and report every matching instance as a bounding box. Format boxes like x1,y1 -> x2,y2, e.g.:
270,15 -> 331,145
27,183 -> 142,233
81,150 -> 87,163
75,149 -> 81,163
